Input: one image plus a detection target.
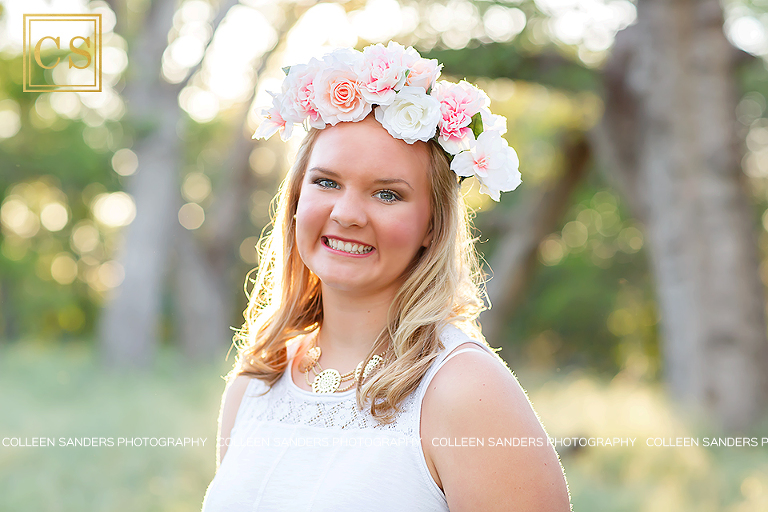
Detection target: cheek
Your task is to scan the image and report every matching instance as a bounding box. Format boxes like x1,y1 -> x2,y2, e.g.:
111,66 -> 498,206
381,206 -> 431,251
295,186 -> 327,240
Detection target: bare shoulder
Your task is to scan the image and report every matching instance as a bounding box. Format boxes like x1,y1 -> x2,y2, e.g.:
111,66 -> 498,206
421,343 -> 572,512
216,374 -> 254,468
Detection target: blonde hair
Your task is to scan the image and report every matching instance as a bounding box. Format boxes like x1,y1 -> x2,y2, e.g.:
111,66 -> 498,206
228,126 -> 493,424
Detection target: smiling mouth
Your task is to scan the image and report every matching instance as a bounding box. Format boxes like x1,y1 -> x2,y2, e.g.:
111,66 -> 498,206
322,236 -> 375,255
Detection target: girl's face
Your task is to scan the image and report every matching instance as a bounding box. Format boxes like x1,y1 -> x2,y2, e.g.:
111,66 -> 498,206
295,114 -> 434,297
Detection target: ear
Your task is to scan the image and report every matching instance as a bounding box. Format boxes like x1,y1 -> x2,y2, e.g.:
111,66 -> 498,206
421,222 -> 433,248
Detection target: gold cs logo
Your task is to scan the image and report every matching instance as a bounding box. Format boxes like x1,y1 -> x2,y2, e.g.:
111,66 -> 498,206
33,35 -> 93,70
23,14 -> 102,92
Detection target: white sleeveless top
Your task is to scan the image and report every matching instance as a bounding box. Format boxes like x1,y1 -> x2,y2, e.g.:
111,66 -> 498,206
201,323 -> 500,512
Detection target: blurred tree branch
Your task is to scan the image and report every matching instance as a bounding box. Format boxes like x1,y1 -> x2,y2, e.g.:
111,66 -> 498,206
425,42 -> 601,93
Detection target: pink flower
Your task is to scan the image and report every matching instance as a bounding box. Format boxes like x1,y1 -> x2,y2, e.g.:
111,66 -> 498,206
356,41 -> 409,106
252,92 -> 293,141
401,48 -> 442,91
281,58 -> 325,129
313,50 -> 372,125
450,131 -> 521,202
431,80 -> 491,154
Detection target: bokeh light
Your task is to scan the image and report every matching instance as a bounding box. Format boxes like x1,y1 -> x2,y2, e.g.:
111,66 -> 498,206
91,192 -> 137,228
111,148 -> 139,176
178,202 -> 205,230
40,202 -> 69,232
182,173 -> 212,203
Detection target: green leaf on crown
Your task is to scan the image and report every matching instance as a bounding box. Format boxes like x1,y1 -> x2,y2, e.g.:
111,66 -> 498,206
282,66 -> 291,75
469,112 -> 484,139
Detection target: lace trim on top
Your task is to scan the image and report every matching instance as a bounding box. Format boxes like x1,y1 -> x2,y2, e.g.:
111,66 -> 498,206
232,324 -> 490,439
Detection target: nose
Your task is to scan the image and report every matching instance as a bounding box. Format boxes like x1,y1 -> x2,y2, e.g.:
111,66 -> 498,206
329,190 -> 367,228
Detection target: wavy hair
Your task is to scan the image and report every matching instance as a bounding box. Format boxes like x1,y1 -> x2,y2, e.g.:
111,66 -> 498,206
228,124 -> 494,424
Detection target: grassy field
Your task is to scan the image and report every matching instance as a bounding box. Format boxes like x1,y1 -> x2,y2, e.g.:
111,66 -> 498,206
1,341 -> 768,511
0,341 -> 228,512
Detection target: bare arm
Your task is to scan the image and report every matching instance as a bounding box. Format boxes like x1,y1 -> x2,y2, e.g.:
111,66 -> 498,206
422,348 -> 572,511
215,375 -> 252,470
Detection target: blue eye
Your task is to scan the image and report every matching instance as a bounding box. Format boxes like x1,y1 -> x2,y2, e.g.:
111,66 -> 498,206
313,178 -> 338,189
375,190 -> 401,203
312,178 -> 401,204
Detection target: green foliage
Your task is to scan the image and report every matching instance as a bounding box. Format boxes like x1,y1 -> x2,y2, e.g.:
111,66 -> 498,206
484,174 -> 658,376
469,111 -> 484,139
423,42 -> 602,94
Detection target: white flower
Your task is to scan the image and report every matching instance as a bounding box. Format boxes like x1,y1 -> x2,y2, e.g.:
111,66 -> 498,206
374,86 -> 441,144
326,47 -> 363,67
450,131 -> 521,201
480,108 -> 507,136
252,92 -> 293,142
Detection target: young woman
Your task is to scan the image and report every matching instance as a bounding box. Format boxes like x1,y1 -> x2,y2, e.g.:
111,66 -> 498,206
201,43 -> 571,511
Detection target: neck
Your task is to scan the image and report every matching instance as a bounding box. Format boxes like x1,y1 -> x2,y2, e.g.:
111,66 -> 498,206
314,285 -> 395,366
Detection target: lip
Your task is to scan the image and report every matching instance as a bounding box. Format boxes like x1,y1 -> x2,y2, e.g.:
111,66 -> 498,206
321,236 -> 376,257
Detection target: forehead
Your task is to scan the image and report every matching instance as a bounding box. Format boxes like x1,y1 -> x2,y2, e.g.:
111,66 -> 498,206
307,117 -> 431,184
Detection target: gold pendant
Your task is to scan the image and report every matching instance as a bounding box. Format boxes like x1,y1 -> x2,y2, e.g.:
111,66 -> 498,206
312,369 -> 341,393
354,355 -> 383,381
298,346 -> 321,373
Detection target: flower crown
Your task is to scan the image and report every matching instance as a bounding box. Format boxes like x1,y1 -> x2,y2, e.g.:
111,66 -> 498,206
252,41 -> 522,201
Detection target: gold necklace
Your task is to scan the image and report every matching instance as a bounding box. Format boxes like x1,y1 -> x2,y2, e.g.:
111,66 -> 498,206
298,331 -> 385,393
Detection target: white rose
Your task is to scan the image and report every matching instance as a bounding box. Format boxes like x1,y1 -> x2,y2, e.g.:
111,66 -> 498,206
374,86 -> 441,144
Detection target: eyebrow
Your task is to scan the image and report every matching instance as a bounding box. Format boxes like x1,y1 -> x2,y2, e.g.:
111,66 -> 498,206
308,167 -> 413,191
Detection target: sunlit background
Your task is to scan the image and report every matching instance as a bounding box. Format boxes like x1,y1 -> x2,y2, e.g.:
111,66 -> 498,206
2,0 -> 768,510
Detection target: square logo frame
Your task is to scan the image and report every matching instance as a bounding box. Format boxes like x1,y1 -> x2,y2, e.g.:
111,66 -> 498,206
23,13 -> 102,93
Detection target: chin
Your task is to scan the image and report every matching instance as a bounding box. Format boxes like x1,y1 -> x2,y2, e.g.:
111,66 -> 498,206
317,273 -> 370,290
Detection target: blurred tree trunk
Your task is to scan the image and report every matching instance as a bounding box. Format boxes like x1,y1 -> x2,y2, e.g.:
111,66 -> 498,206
172,8 -> 308,361
479,135 -> 590,345
99,0 -> 181,368
99,0 -> 237,367
174,221 -> 234,361
592,0 -> 768,431
173,124 -> 255,361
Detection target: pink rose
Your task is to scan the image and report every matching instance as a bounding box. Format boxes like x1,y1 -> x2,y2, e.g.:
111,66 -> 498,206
281,58 -> 325,129
313,50 -> 372,125
431,80 -> 491,154
252,92 -> 293,142
355,41 -> 409,106
401,48 -> 442,91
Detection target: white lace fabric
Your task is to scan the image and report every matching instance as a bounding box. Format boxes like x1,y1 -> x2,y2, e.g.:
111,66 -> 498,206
201,323 -> 499,512
233,356 -> 422,436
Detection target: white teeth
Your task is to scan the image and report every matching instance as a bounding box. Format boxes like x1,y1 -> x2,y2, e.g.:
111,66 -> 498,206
326,237 -> 373,254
